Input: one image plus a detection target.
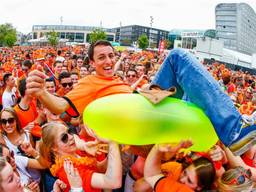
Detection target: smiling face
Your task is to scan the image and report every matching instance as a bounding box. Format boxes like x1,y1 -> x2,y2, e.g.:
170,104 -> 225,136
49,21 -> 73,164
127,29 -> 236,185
53,124 -> 77,156
54,62 -> 63,75
90,45 -> 116,78
45,81 -> 56,94
126,70 -> 138,85
0,111 -> 17,135
60,77 -> 73,94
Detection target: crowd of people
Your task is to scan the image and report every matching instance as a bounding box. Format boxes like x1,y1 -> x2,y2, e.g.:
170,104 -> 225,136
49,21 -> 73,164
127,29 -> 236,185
0,40 -> 255,192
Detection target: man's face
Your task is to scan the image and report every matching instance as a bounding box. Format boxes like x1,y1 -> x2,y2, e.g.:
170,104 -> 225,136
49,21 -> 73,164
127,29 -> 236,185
135,65 -> 145,77
76,59 -> 83,69
21,65 -> 29,76
54,63 -> 63,75
60,77 -> 73,94
6,76 -> 15,88
45,81 -> 56,94
80,66 -> 89,78
126,71 -> 137,85
71,74 -> 79,85
91,45 -> 116,78
61,67 -> 68,73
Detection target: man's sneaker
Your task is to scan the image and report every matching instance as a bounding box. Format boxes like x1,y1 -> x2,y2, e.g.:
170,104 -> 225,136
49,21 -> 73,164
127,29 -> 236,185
229,111 -> 256,156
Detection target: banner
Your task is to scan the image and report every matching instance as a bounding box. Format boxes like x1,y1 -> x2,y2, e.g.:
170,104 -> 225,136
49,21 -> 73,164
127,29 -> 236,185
158,40 -> 165,54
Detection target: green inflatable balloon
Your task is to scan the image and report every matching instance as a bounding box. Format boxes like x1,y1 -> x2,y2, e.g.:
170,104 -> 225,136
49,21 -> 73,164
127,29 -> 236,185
83,94 -> 218,151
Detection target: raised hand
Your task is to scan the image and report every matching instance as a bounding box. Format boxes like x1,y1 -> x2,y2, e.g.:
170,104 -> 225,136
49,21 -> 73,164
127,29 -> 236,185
26,67 -> 47,97
63,159 -> 82,188
53,179 -> 67,192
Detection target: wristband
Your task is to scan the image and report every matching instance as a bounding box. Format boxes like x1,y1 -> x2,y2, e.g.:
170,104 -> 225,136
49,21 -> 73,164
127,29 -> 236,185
70,187 -> 83,192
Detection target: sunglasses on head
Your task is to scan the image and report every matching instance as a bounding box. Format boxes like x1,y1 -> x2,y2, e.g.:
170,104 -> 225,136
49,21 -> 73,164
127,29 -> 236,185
60,128 -> 74,144
227,168 -> 252,185
0,117 -> 15,125
61,82 -> 73,88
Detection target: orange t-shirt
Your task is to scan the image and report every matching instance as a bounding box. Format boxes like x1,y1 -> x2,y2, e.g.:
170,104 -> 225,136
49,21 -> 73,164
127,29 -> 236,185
13,100 -> 38,128
65,75 -> 133,115
51,155 -> 100,192
137,78 -> 149,89
56,87 -> 65,97
155,162 -> 194,192
239,102 -> 255,115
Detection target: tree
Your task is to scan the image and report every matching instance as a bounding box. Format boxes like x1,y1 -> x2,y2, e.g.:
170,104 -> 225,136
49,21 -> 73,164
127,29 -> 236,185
47,30 -> 59,47
164,39 -> 173,50
138,34 -> 149,50
4,33 -> 17,47
0,23 -> 17,47
88,28 -> 107,44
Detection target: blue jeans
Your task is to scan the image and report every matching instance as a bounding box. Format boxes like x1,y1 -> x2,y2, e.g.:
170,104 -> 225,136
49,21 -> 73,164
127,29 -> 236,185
152,48 -> 242,147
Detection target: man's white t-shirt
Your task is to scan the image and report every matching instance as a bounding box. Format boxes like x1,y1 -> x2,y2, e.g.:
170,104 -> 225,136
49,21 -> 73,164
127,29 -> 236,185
2,87 -> 17,109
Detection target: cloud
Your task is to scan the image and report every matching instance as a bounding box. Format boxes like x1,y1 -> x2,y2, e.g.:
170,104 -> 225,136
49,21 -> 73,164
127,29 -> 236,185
0,0 -> 255,33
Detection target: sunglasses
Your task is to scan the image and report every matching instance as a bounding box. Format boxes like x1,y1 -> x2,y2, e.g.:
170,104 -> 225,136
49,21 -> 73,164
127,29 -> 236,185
227,168 -> 252,185
60,128 -> 74,144
0,117 -> 15,125
61,82 -> 73,88
127,74 -> 136,78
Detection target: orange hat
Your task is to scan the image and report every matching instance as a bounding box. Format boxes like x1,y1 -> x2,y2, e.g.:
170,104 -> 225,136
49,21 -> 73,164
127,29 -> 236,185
36,54 -> 45,61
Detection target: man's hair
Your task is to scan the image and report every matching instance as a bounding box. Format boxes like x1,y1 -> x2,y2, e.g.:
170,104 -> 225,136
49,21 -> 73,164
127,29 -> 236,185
58,71 -> 71,82
88,40 -> 114,61
84,56 -> 89,65
22,60 -> 32,69
57,50 -> 62,56
126,69 -> 137,76
54,60 -> 63,67
18,78 -> 26,97
71,71 -> 79,76
45,77 -> 56,87
3,73 -> 12,85
76,56 -> 84,61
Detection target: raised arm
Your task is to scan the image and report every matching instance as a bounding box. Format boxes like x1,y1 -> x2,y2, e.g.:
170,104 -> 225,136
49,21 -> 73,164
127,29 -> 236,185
144,144 -> 167,188
223,146 -> 256,181
26,69 -> 69,114
90,141 -> 122,189
114,52 -> 127,73
144,141 -> 192,188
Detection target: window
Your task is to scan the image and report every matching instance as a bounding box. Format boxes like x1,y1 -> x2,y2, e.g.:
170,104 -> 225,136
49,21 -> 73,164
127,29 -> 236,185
60,32 -> 65,39
66,32 -> 75,41
75,33 -> 84,42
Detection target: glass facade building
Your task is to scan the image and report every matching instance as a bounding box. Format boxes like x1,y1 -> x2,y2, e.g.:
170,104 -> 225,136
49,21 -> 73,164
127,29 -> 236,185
113,25 -> 169,48
32,25 -> 115,43
215,3 -> 256,55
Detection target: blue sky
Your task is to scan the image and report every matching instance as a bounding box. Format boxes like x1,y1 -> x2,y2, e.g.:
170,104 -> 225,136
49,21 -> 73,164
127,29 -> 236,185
1,0 -> 256,33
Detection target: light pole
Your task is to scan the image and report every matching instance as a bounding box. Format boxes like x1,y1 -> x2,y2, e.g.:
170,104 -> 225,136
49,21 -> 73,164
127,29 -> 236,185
119,22 -> 122,44
60,16 -> 63,25
149,16 -> 154,48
